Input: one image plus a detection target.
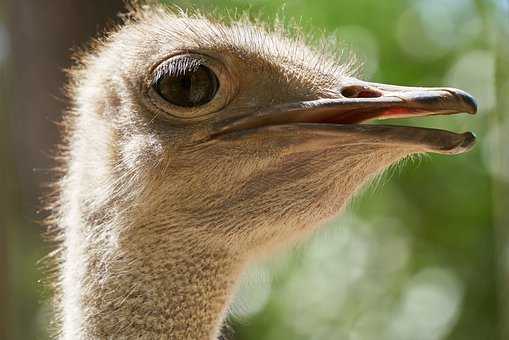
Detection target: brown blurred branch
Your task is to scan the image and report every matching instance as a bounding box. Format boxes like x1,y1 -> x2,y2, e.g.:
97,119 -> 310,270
493,1 -> 509,339
2,1 -> 125,339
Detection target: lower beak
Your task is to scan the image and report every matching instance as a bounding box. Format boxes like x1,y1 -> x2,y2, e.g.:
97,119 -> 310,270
213,81 -> 478,155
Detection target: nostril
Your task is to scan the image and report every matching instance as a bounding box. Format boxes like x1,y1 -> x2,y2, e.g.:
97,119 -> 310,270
341,85 -> 382,98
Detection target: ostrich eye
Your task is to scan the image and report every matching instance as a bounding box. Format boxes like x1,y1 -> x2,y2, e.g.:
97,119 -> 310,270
148,54 -> 233,119
154,63 -> 219,107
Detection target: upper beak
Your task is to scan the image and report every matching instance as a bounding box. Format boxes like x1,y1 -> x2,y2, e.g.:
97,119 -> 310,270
213,80 -> 478,155
322,79 -> 477,122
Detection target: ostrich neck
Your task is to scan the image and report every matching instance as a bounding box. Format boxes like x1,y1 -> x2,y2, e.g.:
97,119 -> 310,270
61,209 -> 242,340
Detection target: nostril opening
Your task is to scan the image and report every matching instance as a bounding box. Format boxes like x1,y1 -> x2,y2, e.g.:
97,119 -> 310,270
341,85 -> 382,98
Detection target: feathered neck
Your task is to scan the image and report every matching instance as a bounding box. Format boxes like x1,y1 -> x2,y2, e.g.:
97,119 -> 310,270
60,209 -> 243,339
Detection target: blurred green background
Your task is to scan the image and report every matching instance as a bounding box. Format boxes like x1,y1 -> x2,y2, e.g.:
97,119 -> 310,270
0,0 -> 507,339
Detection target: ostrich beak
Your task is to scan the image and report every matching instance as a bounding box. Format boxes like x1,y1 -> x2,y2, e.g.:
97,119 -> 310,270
214,80 -> 477,155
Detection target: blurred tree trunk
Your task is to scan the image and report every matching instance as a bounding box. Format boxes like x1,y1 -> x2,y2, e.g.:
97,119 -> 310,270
1,1 -> 124,339
494,1 -> 509,339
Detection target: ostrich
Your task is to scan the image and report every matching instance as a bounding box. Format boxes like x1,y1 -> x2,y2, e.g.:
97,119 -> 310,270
50,4 -> 477,340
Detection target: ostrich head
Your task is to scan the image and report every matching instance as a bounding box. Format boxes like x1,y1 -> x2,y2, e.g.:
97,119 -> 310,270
58,4 -> 476,339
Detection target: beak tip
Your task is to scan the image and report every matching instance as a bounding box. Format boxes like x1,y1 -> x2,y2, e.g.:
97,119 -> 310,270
460,131 -> 476,148
453,89 -> 478,115
425,130 -> 476,155
444,131 -> 476,155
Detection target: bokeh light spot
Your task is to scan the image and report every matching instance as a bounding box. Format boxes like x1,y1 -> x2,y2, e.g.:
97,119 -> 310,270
231,264 -> 273,319
445,50 -> 495,112
397,0 -> 481,61
387,267 -> 464,340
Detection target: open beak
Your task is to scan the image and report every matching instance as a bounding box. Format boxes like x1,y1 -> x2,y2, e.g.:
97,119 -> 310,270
213,80 -> 477,155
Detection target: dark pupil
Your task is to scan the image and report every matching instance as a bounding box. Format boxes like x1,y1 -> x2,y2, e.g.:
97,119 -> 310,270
155,65 -> 219,107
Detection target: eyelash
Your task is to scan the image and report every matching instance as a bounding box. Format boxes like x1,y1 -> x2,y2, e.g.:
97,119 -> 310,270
152,55 -> 206,86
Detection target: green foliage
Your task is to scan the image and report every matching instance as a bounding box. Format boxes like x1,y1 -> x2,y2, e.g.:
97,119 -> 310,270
162,1 -> 499,339
4,0 -> 504,339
